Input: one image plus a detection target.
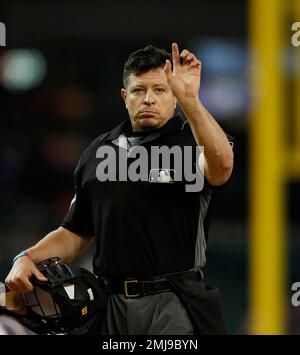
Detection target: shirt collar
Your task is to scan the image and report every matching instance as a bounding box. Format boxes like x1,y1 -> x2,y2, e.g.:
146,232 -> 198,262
103,113 -> 187,142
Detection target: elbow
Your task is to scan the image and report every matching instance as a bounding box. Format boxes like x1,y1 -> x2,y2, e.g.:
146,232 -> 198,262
221,149 -> 234,171
218,150 -> 234,183
206,152 -> 234,186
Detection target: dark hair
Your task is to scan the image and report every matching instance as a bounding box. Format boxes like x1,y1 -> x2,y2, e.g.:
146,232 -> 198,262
123,45 -> 171,87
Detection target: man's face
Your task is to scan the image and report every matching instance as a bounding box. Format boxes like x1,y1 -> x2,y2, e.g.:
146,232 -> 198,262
121,67 -> 177,132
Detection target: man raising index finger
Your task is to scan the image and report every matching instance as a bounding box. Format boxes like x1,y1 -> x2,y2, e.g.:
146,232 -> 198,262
164,42 -> 233,186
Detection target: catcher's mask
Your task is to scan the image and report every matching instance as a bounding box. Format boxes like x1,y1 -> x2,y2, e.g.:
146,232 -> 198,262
23,257 -> 107,335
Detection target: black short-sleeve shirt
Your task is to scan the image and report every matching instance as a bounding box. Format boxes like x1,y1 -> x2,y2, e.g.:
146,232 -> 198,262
62,114 -> 228,279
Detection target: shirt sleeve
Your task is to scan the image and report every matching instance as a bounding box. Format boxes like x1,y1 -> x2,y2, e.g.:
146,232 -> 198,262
61,157 -> 95,236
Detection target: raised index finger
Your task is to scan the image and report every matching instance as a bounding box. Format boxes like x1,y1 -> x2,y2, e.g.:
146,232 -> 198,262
172,42 -> 180,67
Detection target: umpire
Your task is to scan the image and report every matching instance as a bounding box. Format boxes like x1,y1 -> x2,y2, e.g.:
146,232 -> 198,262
5,43 -> 234,335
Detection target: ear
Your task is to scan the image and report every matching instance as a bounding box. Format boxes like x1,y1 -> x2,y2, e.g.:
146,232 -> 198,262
121,88 -> 128,109
121,88 -> 127,102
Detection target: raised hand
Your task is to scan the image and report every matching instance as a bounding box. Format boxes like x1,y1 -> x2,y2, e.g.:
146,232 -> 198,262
164,42 -> 201,101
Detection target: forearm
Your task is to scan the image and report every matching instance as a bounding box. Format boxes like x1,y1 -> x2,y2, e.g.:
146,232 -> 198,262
179,97 -> 234,185
24,227 -> 93,264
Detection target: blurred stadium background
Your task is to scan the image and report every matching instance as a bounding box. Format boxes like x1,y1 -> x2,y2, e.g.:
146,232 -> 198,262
0,0 -> 299,334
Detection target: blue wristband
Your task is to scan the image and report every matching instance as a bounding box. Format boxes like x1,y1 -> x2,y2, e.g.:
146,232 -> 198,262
13,251 -> 30,264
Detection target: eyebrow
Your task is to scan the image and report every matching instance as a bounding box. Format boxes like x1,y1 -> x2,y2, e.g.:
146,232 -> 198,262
131,83 -> 167,88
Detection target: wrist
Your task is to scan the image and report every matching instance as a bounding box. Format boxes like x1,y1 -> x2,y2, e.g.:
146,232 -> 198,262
179,97 -> 204,119
178,96 -> 201,111
12,251 -> 31,264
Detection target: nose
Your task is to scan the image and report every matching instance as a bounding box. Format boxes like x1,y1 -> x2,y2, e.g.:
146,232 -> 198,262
143,90 -> 155,105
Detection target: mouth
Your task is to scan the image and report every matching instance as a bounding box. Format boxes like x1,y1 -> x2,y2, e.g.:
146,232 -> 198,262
138,111 -> 158,118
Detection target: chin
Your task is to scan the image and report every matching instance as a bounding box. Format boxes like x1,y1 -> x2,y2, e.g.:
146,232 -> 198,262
135,118 -> 162,131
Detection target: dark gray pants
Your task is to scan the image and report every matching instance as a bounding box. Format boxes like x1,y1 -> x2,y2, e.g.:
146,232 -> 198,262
102,291 -> 194,335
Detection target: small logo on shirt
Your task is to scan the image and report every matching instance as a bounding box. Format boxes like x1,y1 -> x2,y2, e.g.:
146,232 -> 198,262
149,169 -> 175,183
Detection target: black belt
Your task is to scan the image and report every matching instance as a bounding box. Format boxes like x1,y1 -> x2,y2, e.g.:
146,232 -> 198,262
100,269 -> 201,298
102,278 -> 171,298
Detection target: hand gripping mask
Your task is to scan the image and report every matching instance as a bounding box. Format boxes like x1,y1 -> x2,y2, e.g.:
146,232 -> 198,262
23,258 -> 107,335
